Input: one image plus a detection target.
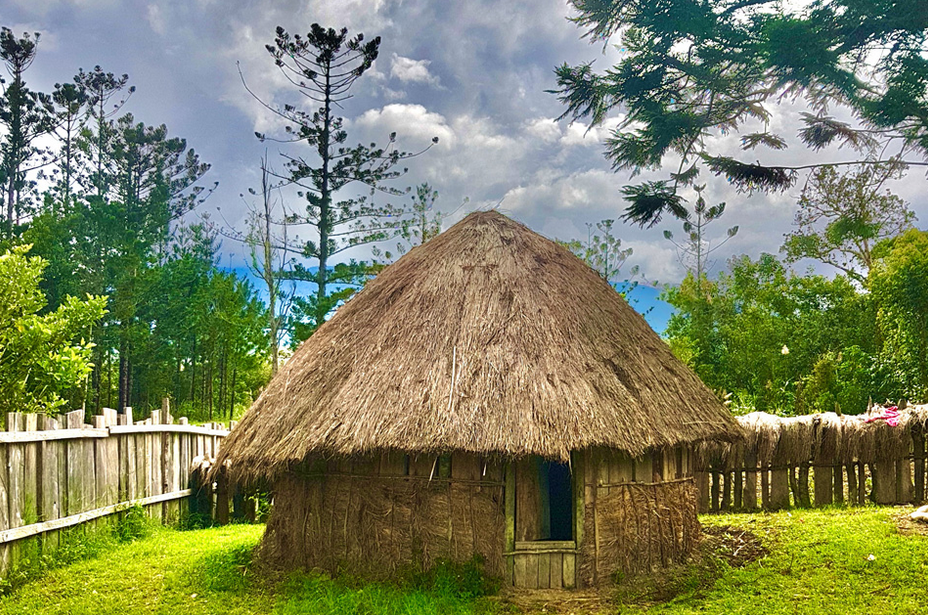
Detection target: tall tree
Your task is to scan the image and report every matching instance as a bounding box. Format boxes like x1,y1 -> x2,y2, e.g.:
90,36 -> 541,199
135,224 -> 269,419
109,115 -> 213,411
782,164 -> 915,283
49,80 -> 88,213
247,24 -> 436,337
661,186 -> 738,280
0,28 -> 54,236
244,152 -> 292,375
371,182 -> 448,264
74,66 -> 133,198
552,0 -> 928,227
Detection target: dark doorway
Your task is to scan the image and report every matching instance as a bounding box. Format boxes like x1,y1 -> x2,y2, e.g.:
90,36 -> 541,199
542,460 -> 573,541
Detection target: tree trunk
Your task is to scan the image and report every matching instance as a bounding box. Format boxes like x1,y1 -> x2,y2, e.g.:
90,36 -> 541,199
229,368 -> 237,420
117,335 -> 129,413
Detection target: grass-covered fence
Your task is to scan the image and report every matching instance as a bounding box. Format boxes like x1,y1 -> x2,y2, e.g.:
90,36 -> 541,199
0,403 -> 230,575
694,406 -> 928,512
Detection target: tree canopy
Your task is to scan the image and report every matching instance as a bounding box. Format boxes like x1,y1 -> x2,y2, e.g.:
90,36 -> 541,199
552,0 -> 928,226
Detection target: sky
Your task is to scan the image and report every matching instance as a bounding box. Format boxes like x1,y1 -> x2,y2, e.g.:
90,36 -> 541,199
3,0 -> 927,288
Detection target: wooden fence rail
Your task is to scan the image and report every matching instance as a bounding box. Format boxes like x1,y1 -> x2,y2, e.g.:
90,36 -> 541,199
694,406 -> 928,513
0,403 -> 231,575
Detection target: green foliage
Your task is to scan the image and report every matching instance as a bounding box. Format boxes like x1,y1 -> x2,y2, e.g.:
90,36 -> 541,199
288,260 -> 378,344
618,508 -> 928,614
372,182 -> 447,263
403,556 -> 500,601
131,224 -> 270,421
0,26 -> 272,421
0,27 -> 55,237
0,509 -> 157,595
869,228 -> 928,400
0,245 -> 106,414
0,525 -> 505,615
553,0 -> 928,226
663,186 -> 738,279
782,164 -> 915,283
797,346 -> 897,415
664,253 -> 880,414
560,218 -> 636,285
114,504 -> 151,543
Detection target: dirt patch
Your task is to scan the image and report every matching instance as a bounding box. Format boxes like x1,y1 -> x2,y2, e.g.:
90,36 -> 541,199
502,589 -> 609,614
700,524 -> 769,567
895,512 -> 928,537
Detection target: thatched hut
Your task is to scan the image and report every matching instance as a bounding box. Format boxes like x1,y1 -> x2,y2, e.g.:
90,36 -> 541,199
218,211 -> 741,588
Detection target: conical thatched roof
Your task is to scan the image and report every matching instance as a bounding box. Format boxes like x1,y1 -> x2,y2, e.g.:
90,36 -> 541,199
220,211 -> 741,481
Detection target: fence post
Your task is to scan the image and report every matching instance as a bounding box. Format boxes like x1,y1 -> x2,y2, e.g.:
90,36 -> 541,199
913,423 -> 925,503
871,462 -> 895,504
770,467 -> 789,510
743,451 -> 757,510
695,471 -> 709,513
710,468 -> 721,512
846,463 -> 858,505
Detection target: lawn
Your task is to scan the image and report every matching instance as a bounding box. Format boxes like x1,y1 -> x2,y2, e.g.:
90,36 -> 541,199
0,507 -> 925,614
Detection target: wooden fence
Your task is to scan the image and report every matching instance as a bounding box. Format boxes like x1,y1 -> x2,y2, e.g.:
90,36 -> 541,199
0,403 -> 230,575
694,406 -> 928,513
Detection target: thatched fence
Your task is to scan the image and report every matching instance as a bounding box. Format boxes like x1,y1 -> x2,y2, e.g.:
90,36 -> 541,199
0,404 -> 231,576
694,406 -> 928,512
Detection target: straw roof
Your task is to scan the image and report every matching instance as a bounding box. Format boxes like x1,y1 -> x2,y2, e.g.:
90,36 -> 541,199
220,211 -> 741,481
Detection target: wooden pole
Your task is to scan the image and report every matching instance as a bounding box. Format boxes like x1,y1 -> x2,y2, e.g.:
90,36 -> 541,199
770,468 -> 789,510
857,462 -> 867,504
846,463 -> 858,506
813,465 -> 833,507
720,471 -> 732,512
798,464 -> 811,508
733,469 -> 743,511
694,471 -> 709,513
505,462 -> 516,585
871,462 -> 895,504
914,424 -> 926,503
743,453 -> 757,510
710,469 -> 721,512
761,467 -> 770,510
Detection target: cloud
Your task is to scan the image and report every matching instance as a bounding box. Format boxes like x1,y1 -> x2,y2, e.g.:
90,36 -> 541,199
353,103 -> 455,148
390,54 -> 440,86
146,4 -> 166,35
525,118 -> 560,143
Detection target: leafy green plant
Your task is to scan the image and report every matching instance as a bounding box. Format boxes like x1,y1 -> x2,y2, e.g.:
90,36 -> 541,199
0,244 -> 106,414
114,504 -> 150,543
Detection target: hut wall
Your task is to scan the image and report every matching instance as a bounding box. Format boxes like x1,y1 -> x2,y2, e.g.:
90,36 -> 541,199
578,446 -> 699,586
258,452 -> 506,579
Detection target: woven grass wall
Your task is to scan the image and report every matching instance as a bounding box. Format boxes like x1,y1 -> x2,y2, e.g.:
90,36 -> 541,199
578,446 -> 699,585
258,452 -> 506,579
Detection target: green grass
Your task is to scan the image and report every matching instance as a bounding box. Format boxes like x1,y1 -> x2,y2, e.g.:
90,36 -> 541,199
0,507 -> 925,614
0,524 -> 505,615
623,507 -> 928,615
